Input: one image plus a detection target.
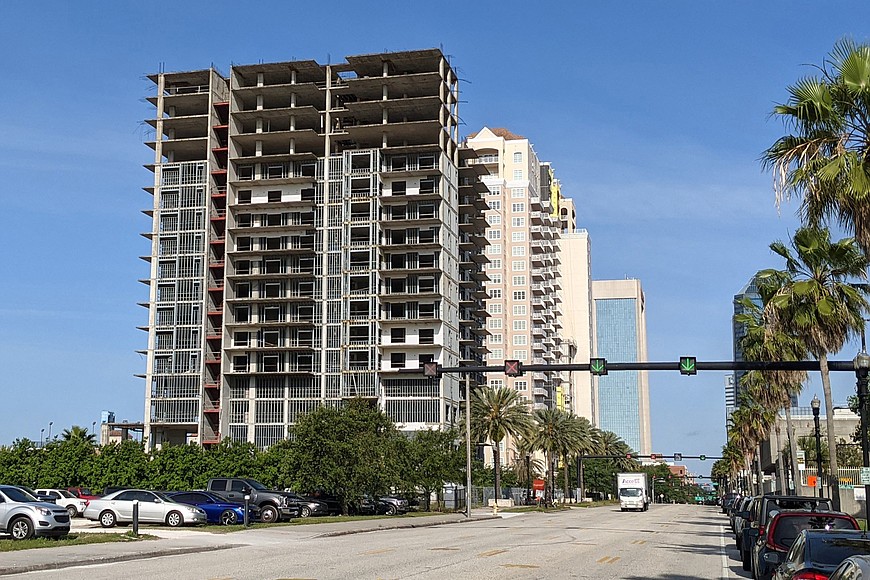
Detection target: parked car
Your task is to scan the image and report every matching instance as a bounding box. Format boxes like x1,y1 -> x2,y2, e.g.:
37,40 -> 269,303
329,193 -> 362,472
830,554 -> 870,579
740,494 -> 832,572
304,491 -> 343,516
350,495 -> 409,516
83,489 -> 207,528
206,478 -> 300,523
722,492 -> 740,514
378,495 -> 409,515
67,487 -> 101,501
14,486 -> 56,504
770,529 -> 870,579
280,492 -> 329,518
166,491 -> 256,525
34,488 -> 88,518
734,496 -> 753,549
0,485 -> 70,540
752,510 -> 859,580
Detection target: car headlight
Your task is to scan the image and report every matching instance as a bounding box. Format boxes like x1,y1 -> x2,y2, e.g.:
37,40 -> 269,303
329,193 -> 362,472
36,507 -> 52,516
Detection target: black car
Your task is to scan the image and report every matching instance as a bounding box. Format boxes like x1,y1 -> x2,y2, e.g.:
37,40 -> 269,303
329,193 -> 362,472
770,529 -> 870,579
350,495 -> 408,516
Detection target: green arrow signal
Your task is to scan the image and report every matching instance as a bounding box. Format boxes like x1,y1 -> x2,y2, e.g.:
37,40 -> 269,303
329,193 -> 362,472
590,358 -> 607,376
680,356 -> 697,375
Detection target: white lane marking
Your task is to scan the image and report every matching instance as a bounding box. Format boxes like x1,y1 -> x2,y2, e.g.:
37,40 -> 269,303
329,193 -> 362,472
720,524 -> 733,579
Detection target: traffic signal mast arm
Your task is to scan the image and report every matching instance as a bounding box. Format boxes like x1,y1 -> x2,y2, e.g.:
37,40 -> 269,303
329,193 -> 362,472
425,360 -> 857,375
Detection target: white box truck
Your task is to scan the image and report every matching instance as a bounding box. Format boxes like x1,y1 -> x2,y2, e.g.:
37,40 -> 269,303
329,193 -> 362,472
617,472 -> 649,512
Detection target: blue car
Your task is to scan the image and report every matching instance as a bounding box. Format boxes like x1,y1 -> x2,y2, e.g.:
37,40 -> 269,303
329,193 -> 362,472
167,491 -> 256,525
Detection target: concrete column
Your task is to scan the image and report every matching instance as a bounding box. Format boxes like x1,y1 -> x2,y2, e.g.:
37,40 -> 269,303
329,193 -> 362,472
290,70 -> 297,85
291,93 -> 296,107
382,108 -> 388,125
255,140 -> 262,157
256,118 -> 263,134
382,132 -> 388,148
256,95 -> 263,111
382,84 -> 388,101
383,61 -> 389,77
289,138 -> 295,154
290,115 -> 296,131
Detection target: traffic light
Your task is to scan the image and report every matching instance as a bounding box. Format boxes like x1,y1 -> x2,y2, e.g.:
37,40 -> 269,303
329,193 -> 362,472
423,362 -> 440,377
650,453 -> 659,460
699,454 -> 706,461
505,360 -> 523,377
590,358 -> 607,376
679,356 -> 697,375
674,453 -> 682,461
626,453 -> 633,460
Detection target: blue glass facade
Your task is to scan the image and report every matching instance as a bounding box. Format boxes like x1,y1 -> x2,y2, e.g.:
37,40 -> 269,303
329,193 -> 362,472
595,298 -> 641,453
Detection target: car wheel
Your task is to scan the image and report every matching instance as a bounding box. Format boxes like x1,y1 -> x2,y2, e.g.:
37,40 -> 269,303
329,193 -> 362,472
66,505 -> 78,518
10,517 -> 34,540
742,547 -> 751,571
166,511 -> 183,527
300,506 -> 311,518
99,510 -> 117,528
260,505 -> 279,523
220,510 -> 238,526
386,504 -> 398,516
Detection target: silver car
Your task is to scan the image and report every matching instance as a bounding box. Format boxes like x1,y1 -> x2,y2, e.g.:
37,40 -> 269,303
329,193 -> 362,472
83,489 -> 206,528
0,485 -> 70,540
830,554 -> 870,579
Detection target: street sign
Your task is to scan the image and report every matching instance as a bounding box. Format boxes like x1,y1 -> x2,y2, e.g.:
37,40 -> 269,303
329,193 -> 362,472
679,356 -> 697,375
807,475 -> 818,488
860,467 -> 870,485
674,453 -> 682,462
590,358 -> 607,376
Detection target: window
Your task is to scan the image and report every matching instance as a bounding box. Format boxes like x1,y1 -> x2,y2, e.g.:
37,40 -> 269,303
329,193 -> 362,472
512,260 -> 526,271
487,230 -> 502,240
419,329 -> 435,344
513,152 -> 522,163
511,203 -> 525,213
513,169 -> 523,180
513,350 -> 528,360
511,232 -> 526,242
488,214 -> 502,225
513,320 -> 527,331
515,380 -> 527,391
512,246 -> 526,256
511,217 -> 525,227
513,290 -> 526,300
233,332 -> 250,347
487,185 -> 501,196
513,305 -> 527,315
489,273 -> 502,284
513,335 -> 527,345
488,244 -> 501,255
488,318 -> 503,329
487,200 -> 501,210
235,306 -> 250,323
512,275 -> 526,286
490,333 -> 503,344
489,259 -> 502,269
489,288 -> 502,299
488,303 -> 502,314
267,190 -> 282,202
233,356 -> 249,372
390,352 -> 406,369
391,328 -> 406,344
489,379 -> 504,389
488,349 -> 503,360
237,190 -> 252,204
511,188 -> 525,198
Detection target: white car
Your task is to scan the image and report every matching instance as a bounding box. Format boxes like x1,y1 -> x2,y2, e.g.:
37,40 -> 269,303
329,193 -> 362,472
35,489 -> 88,518
83,489 -> 207,528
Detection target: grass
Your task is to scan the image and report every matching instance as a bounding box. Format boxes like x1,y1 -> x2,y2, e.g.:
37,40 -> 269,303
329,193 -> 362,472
0,532 -> 156,552
194,511 -> 447,533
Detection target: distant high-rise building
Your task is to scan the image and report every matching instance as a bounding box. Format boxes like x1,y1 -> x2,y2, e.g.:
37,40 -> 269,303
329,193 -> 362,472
140,49 -> 489,449
591,279 -> 651,455
558,230 -> 594,421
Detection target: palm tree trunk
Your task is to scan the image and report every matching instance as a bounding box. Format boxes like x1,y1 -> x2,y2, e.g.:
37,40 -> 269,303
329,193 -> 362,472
562,455 -> 570,504
493,443 -> 501,510
785,406 -> 800,495
774,421 -> 786,494
745,456 -> 753,495
820,354 -> 841,510
756,444 -> 764,494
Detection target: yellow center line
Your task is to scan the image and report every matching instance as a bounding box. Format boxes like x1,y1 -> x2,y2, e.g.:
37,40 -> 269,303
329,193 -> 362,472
596,556 -> 611,564
429,547 -> 460,551
360,548 -> 395,555
502,564 -> 540,569
478,549 -> 508,558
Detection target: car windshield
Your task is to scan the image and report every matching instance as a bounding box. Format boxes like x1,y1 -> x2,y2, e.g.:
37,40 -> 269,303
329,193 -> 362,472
809,538 -> 870,566
773,517 -> 857,548
243,479 -> 268,491
3,487 -> 37,503
620,489 -> 643,497
766,499 -> 831,519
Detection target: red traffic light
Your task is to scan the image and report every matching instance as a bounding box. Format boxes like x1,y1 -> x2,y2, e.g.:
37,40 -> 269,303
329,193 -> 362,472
626,453 -> 633,459
650,453 -> 659,460
423,362 -> 440,377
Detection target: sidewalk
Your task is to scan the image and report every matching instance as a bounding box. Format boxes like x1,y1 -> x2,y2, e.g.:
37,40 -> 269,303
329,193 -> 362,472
0,511 -> 500,576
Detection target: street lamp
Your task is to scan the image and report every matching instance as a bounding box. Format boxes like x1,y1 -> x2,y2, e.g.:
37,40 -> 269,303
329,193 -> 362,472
39,428 -> 44,447
811,395 -> 823,498
47,421 -> 53,441
854,349 -> 870,526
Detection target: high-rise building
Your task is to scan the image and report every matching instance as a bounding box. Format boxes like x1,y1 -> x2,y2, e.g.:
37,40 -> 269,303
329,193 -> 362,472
591,279 -> 651,455
558,230 -> 594,421
140,49 -> 489,448
464,128 -> 565,415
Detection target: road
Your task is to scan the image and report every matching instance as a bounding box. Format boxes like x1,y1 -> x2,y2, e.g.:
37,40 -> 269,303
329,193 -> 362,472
8,504 -> 749,579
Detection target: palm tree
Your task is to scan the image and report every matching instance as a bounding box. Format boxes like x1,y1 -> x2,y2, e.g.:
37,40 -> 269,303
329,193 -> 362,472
61,425 -> 97,445
470,387 -> 533,509
764,40 -> 870,254
735,281 -> 809,495
596,430 -> 638,472
728,397 -> 776,495
760,227 -> 869,508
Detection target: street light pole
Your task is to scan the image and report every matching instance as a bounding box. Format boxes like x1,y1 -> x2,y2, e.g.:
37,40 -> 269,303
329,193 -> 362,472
854,350 -> 870,526
811,395 -> 823,498
465,373 -> 472,519
525,453 -> 531,506
47,422 -> 53,442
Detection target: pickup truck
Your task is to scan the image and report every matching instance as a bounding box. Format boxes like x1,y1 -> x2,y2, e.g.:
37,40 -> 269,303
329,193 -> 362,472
206,478 -> 300,523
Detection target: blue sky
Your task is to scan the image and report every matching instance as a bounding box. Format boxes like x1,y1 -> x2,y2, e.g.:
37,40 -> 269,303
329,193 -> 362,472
1,1 -> 869,476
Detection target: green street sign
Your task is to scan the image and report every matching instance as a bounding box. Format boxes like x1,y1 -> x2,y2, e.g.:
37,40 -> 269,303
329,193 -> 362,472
679,356 -> 697,375
590,358 -> 607,376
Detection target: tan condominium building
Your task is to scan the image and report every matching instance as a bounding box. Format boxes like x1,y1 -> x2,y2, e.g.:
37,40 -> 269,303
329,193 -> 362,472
464,128 -> 569,432
139,49 -> 490,449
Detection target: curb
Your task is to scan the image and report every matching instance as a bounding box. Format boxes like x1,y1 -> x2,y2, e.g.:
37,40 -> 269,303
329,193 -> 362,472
315,515 -> 501,538
0,544 -> 237,577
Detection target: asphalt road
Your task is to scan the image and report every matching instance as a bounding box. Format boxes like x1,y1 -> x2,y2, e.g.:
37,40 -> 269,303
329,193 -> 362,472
8,504 -> 748,579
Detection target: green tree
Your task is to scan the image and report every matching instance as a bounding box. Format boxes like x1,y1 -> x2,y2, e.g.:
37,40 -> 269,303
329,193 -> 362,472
764,40 -> 870,254
759,226 -> 869,508
470,387 -> 533,509
147,443 -> 206,490
399,428 -> 465,511
89,440 -> 149,492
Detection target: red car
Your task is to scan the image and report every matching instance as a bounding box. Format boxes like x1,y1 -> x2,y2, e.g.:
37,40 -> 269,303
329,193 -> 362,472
66,487 -> 101,502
